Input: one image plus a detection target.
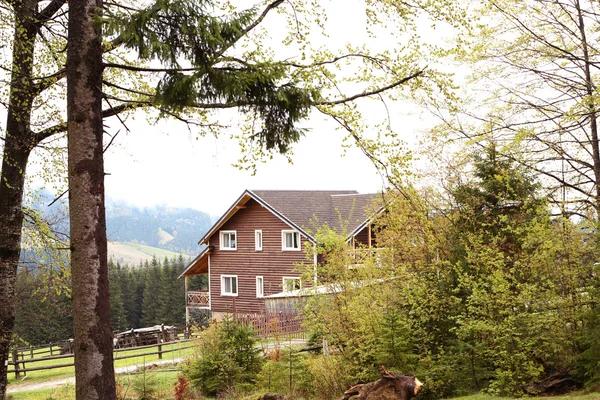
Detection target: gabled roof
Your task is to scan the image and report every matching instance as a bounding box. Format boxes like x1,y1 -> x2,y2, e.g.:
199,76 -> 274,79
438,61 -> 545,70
197,189 -> 383,246
178,245 -> 212,279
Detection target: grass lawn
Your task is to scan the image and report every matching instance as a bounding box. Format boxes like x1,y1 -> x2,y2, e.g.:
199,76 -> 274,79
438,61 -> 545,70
7,370 -> 181,400
9,385 -> 600,400
453,393 -> 600,400
7,341 -> 195,388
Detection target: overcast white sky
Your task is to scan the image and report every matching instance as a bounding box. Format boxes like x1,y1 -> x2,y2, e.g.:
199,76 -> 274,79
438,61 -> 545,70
102,117 -> 388,217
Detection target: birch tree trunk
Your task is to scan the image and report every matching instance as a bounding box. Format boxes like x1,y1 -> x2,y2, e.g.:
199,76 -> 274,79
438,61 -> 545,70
67,0 -> 116,398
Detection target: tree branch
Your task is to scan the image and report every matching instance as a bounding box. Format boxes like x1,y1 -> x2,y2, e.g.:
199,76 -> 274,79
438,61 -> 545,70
316,69 -> 425,105
35,0 -> 67,28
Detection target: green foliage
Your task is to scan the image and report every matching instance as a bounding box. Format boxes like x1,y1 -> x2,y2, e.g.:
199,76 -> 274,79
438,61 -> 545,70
185,314 -> 261,396
109,261 -> 128,332
303,354 -> 356,400
256,347 -> 313,398
13,269 -> 73,345
300,145 -> 597,397
577,262 -> 600,385
130,368 -> 160,400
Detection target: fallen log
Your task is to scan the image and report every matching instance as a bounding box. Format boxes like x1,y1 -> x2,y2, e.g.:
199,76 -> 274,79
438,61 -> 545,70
342,366 -> 424,400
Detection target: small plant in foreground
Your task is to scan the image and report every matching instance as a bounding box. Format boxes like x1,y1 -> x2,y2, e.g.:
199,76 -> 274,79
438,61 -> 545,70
174,375 -> 193,400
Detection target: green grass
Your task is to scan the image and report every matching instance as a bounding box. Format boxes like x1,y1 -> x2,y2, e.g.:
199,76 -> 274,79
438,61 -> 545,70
122,242 -> 188,260
7,370 -> 182,400
7,341 -> 196,388
452,392 -> 600,400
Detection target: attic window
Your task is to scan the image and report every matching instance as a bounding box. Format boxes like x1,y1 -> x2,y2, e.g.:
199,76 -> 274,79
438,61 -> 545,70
282,230 -> 300,251
220,231 -> 237,250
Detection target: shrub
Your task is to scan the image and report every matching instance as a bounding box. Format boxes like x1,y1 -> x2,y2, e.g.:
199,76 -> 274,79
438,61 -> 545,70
185,314 -> 262,396
173,375 -> 193,400
257,348 -> 313,398
304,355 -> 355,400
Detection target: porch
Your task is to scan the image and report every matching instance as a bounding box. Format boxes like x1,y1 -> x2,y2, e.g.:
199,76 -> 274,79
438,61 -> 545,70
187,290 -> 210,308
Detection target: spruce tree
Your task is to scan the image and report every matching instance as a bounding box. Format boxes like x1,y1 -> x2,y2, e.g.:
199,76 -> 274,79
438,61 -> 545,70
108,260 -> 128,332
157,257 -> 175,325
141,257 -> 162,326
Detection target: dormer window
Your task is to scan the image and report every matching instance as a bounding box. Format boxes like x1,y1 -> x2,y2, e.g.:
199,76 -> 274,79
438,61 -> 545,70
220,231 -> 237,250
282,230 -> 300,251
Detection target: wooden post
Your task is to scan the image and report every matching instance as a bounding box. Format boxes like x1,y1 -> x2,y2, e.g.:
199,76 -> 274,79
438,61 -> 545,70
185,276 -> 190,325
50,343 -> 53,356
157,333 -> 162,360
160,323 -> 167,343
12,349 -> 20,379
29,345 -> 33,359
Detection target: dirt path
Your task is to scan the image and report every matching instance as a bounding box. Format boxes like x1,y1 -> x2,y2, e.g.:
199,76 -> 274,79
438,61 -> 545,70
6,358 -> 183,394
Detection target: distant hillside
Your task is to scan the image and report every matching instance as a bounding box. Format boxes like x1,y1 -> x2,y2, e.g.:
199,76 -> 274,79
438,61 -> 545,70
27,191 -> 214,256
108,241 -> 191,265
105,201 -> 213,255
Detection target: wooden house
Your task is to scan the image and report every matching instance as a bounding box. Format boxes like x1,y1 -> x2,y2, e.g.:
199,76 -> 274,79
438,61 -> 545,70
179,189 -> 382,322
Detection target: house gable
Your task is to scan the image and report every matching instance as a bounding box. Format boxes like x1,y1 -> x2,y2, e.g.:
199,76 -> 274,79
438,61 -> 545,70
208,198 -> 311,314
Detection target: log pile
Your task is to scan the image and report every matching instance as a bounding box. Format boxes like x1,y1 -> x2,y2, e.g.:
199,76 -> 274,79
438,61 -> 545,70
113,324 -> 178,349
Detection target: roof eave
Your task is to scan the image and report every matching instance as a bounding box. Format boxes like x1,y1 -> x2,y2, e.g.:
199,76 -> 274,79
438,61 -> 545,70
178,246 -> 212,279
345,205 -> 386,242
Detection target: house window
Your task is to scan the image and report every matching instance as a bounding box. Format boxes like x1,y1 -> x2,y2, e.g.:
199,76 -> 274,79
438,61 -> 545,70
256,276 -> 264,297
220,231 -> 236,250
282,230 -> 300,251
255,230 -> 263,251
283,277 -> 301,292
221,275 -> 238,296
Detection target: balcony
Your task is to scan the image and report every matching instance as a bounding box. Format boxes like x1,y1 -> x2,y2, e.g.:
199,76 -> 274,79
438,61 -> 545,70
349,248 -> 385,268
186,290 -> 210,308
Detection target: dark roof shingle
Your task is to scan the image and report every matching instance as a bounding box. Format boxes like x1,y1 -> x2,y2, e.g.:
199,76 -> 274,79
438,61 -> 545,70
250,190 -> 381,236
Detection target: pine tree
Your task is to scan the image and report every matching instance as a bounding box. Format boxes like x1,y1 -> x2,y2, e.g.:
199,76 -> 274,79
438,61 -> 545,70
157,257 -> 175,325
141,257 -> 162,326
108,260 -> 128,332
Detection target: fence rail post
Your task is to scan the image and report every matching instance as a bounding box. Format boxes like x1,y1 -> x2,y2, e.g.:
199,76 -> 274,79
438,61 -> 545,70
157,333 -> 162,360
12,349 -> 20,379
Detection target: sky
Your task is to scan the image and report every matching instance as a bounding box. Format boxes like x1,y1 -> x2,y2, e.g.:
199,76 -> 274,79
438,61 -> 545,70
103,117 -> 391,217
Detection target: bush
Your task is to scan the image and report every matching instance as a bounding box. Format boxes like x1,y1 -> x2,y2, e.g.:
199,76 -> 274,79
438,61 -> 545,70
304,355 -> 356,400
257,348 -> 314,398
185,314 -> 262,396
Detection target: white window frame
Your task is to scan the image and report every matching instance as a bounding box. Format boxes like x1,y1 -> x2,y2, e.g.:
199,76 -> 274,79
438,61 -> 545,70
255,230 -> 263,251
256,276 -> 264,298
282,230 -> 301,251
220,230 -> 237,250
282,276 -> 301,292
221,275 -> 238,296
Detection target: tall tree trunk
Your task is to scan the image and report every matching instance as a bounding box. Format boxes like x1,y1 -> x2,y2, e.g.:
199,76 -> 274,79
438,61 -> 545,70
0,1 -> 38,398
67,0 -> 116,398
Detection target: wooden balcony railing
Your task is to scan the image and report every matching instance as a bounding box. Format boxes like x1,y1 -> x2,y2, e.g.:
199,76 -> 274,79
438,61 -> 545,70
187,290 -> 210,308
350,248 -> 385,267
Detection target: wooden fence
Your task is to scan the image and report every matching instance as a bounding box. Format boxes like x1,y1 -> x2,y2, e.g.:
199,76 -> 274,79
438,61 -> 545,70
7,338 -> 193,379
235,308 -> 305,339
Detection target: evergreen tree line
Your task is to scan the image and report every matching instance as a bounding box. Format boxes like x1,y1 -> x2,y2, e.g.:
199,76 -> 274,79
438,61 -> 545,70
13,255 -> 201,346
108,256 -> 196,332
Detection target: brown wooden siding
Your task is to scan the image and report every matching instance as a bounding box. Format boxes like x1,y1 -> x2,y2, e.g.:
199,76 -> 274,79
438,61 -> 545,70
354,226 -> 369,247
208,199 -> 311,314
353,225 -> 377,248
